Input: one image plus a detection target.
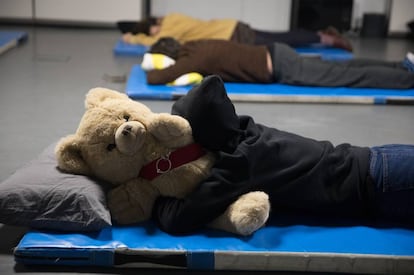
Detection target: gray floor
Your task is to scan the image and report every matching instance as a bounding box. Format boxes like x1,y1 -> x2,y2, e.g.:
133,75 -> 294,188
0,25 -> 414,275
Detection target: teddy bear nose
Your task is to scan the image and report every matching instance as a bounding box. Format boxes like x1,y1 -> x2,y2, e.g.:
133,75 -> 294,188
115,121 -> 147,155
122,125 -> 133,136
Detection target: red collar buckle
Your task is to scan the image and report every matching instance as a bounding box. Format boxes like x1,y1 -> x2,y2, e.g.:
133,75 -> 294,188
139,143 -> 206,181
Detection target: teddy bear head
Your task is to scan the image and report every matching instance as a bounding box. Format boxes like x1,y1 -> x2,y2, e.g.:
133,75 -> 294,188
55,87 -> 186,185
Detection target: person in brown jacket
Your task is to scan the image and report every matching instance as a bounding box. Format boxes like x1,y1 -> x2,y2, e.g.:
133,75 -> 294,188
145,37 -> 414,89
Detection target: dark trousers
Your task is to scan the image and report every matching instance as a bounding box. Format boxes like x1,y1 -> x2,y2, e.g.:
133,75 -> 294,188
270,43 -> 414,89
254,29 -> 320,47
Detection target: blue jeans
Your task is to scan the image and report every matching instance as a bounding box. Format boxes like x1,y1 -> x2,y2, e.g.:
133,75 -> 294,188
369,145 -> 414,222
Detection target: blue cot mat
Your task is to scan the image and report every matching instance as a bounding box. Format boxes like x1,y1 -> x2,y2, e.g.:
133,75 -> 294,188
126,65 -> 414,105
295,45 -> 353,60
113,39 -> 353,60
0,31 -> 27,55
14,216 -> 414,273
113,40 -> 149,56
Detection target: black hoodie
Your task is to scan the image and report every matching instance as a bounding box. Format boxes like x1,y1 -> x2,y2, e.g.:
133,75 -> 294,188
152,75 -> 372,235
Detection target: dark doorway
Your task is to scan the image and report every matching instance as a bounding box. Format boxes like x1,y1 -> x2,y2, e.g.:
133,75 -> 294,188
291,0 -> 353,32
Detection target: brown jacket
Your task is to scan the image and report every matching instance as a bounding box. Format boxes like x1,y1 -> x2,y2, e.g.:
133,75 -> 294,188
147,39 -> 271,84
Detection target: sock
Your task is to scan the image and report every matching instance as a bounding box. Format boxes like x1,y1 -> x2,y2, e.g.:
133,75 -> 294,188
168,72 -> 203,86
402,52 -> 414,72
141,53 -> 175,71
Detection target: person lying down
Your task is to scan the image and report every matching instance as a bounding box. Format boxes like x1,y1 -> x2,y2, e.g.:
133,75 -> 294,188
141,37 -> 414,89
119,12 -> 353,51
154,75 -> 414,235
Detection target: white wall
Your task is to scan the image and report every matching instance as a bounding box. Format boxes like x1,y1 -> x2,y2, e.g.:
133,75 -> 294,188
152,0 -> 411,33
0,0 -> 33,19
152,0 -> 292,31
351,0 -> 414,33
0,0 -> 144,23
389,0 -> 414,33
35,0 -> 143,23
0,0 -> 411,33
352,0 -> 388,29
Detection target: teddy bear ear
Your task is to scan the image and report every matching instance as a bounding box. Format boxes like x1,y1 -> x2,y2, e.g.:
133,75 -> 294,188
85,87 -> 129,109
54,135 -> 91,176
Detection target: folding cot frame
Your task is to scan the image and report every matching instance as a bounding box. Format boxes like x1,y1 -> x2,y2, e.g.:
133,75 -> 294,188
126,65 -> 414,105
14,217 -> 414,274
0,31 -> 28,55
11,39 -> 414,274
113,39 -> 353,61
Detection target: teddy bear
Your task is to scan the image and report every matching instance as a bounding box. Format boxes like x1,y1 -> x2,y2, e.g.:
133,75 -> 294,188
55,87 -> 270,236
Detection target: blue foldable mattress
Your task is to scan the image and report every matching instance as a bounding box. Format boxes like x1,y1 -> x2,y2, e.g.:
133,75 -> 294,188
113,40 -> 149,56
113,39 -> 353,60
0,31 -> 27,55
126,65 -> 414,104
295,45 -> 353,60
14,216 -> 414,273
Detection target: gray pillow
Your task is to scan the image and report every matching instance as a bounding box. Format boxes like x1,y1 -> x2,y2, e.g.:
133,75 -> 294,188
0,143 -> 112,231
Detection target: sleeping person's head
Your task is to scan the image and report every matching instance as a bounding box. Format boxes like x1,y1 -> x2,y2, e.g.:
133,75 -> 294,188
118,17 -> 159,35
149,37 -> 181,60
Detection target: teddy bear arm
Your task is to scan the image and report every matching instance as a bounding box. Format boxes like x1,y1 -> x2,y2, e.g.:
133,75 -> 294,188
148,113 -> 193,148
108,179 -> 160,224
208,191 -> 271,236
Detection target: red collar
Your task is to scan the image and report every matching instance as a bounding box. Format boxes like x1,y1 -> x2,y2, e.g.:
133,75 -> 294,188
138,143 -> 206,181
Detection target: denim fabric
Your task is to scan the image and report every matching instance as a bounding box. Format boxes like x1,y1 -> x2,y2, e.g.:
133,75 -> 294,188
403,57 -> 414,72
369,144 -> 414,221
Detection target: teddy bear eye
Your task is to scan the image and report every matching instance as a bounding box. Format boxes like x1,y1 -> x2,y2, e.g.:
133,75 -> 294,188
106,143 -> 116,151
123,115 -> 130,121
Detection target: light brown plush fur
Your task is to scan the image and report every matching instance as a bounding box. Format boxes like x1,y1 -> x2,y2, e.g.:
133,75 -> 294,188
55,87 -> 270,235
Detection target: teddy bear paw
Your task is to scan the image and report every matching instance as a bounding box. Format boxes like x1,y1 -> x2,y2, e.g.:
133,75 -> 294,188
229,191 -> 270,236
149,113 -> 193,146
